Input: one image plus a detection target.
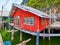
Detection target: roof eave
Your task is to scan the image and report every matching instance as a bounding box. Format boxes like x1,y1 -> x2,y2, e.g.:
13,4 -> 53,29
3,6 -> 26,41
13,3 -> 51,18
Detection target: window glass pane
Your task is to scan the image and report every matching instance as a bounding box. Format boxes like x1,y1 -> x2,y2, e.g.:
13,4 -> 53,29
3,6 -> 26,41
24,17 -> 34,25
24,18 -> 28,24
29,18 -> 34,25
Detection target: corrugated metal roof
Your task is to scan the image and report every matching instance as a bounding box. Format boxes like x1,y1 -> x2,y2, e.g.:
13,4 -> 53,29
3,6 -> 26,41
13,3 -> 51,18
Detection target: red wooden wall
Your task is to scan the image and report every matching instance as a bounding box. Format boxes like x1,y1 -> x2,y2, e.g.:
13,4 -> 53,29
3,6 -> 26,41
13,7 -> 49,32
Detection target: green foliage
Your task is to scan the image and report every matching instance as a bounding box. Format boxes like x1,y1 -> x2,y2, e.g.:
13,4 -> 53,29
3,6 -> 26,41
1,30 -> 11,41
26,0 -> 54,10
26,0 -> 44,10
12,31 -> 20,45
54,0 -> 60,11
44,0 -> 54,8
0,17 -> 2,21
1,30 -> 7,38
26,0 -> 60,11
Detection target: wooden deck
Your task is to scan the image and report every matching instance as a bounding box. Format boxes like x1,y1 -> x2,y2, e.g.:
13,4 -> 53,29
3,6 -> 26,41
49,21 -> 60,29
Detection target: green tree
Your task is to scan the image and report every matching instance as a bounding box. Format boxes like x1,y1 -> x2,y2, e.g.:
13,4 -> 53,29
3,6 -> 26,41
26,0 -> 60,11
26,0 -> 44,10
54,0 -> 60,11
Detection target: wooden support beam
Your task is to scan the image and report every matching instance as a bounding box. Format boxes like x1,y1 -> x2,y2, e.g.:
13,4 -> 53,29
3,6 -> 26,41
20,31 -> 22,42
48,28 -> 50,40
16,38 -> 31,45
43,30 -> 45,40
7,30 -> 18,40
36,31 -> 39,45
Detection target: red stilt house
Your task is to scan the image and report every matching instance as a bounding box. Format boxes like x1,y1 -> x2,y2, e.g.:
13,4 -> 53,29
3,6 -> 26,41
10,4 -> 51,32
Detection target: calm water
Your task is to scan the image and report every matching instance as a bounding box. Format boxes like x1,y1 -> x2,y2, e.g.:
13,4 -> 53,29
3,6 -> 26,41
1,29 -> 60,45
22,33 -> 60,45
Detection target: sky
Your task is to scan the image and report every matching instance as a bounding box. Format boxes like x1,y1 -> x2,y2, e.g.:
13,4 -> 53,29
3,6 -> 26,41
0,0 -> 23,11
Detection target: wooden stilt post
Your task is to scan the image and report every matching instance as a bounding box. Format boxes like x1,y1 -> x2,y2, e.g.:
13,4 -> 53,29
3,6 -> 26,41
48,28 -> 50,40
11,30 -> 14,40
48,8 -> 51,41
36,30 -> 39,45
43,30 -> 45,45
43,30 -> 45,40
20,31 -> 22,42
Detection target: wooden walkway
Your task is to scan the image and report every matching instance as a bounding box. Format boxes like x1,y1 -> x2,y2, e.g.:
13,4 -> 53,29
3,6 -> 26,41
0,33 -> 3,45
49,21 -> 60,29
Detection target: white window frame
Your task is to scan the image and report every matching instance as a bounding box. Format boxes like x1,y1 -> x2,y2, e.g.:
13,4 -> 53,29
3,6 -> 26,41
24,17 -> 34,26
14,16 -> 20,25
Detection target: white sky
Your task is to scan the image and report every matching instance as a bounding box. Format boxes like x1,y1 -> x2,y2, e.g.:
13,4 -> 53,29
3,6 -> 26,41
0,0 -> 23,11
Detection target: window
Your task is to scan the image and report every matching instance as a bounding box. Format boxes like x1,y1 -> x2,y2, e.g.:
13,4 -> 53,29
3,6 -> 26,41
24,17 -> 34,25
42,18 -> 46,24
14,16 -> 20,25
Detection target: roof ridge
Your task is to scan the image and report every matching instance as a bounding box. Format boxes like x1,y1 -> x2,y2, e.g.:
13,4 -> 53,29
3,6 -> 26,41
13,3 -> 51,18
